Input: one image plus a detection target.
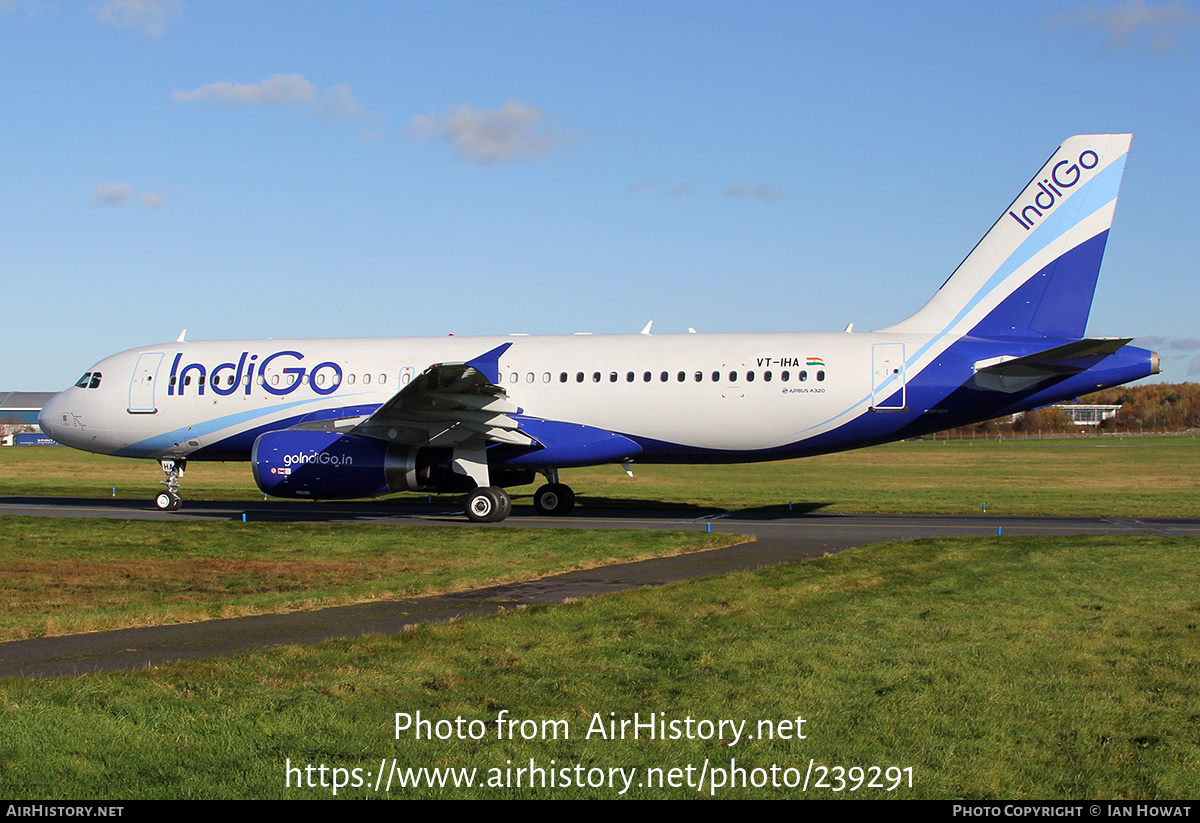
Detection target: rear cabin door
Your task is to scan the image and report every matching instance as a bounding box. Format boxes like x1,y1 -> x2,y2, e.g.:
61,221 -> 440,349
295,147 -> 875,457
871,342 -> 907,411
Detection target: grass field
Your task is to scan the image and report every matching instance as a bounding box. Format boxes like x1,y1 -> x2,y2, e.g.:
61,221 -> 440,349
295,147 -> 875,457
0,517 -> 740,641
3,433 -> 1199,516
1,533 -> 1196,798
0,437 -> 1197,798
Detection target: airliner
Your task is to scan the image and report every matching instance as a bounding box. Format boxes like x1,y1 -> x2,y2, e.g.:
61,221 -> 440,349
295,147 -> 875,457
39,134 -> 1159,522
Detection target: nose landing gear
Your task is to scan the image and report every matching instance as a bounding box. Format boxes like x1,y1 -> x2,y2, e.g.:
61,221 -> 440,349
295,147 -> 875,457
155,458 -> 185,511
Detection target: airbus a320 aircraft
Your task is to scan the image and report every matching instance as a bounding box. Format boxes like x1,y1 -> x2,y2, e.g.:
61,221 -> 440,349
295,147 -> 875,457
40,134 -> 1158,522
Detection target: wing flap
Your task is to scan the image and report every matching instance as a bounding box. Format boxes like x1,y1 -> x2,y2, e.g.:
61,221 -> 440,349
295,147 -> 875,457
351,343 -> 536,448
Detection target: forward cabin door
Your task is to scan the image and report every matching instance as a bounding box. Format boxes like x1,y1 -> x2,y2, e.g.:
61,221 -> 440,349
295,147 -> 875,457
128,352 -> 164,414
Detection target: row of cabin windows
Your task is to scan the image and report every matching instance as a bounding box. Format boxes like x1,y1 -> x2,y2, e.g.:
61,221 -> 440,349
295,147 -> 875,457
168,372 -> 388,388
506,369 -> 826,384
162,368 -> 827,390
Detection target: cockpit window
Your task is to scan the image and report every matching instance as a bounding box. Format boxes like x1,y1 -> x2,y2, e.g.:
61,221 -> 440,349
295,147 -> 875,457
89,372 -> 102,389
75,373 -> 92,388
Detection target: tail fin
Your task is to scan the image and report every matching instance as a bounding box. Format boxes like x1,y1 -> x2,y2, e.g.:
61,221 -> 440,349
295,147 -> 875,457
880,134 -> 1132,339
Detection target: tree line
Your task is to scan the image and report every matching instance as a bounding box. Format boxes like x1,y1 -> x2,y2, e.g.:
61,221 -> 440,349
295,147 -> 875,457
946,382 -> 1200,436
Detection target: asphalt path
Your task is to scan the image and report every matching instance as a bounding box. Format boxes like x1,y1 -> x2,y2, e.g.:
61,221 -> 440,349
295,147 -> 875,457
2,495 -> 1197,680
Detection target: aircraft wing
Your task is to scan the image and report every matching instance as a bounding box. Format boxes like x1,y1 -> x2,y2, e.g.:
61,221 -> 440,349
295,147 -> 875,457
972,338 -> 1133,393
350,342 -> 535,448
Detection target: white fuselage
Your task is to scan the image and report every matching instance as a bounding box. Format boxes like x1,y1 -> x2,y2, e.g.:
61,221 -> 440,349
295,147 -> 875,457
40,330 -> 909,463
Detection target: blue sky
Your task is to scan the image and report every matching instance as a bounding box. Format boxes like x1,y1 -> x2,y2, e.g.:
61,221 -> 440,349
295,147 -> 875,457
4,0 -> 1199,389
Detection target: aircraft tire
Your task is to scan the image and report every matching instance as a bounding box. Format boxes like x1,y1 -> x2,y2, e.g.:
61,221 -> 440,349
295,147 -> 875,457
465,486 -> 508,523
155,491 -> 182,512
533,483 -> 575,516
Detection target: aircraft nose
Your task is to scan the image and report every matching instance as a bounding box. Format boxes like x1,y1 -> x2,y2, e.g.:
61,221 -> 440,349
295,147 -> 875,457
37,393 -> 64,441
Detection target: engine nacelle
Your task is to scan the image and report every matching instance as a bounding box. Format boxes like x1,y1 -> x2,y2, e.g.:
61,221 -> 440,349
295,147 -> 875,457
252,430 -> 429,499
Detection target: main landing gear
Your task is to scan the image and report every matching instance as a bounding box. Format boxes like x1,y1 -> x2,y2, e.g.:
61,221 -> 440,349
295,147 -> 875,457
461,478 -> 577,523
533,482 -> 575,517
465,486 -> 511,523
155,458 -> 185,511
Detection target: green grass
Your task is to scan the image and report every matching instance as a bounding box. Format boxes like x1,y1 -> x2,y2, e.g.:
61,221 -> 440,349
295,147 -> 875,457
1,437 -> 1197,798
0,517 -> 741,641
4,434 -> 1198,516
2,534 -> 1197,798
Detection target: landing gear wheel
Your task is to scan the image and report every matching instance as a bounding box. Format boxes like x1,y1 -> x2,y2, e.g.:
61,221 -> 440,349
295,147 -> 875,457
533,483 -> 575,516
156,458 -> 186,512
465,486 -> 510,523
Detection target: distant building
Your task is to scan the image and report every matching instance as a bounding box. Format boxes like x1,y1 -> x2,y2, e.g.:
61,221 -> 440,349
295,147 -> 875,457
1052,404 -> 1122,426
0,391 -> 56,430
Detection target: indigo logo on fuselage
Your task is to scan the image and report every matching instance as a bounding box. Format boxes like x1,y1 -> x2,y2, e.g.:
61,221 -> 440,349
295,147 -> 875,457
1007,148 -> 1099,231
167,350 -> 343,398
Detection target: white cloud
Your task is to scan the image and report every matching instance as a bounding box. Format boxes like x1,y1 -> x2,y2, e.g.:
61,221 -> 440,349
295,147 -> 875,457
172,73 -> 318,105
92,183 -> 133,207
92,183 -> 165,209
1049,0 -> 1200,55
95,0 -> 180,39
172,74 -> 376,133
407,99 -> 573,165
1,0 -> 53,14
311,84 -> 363,118
727,184 -> 785,203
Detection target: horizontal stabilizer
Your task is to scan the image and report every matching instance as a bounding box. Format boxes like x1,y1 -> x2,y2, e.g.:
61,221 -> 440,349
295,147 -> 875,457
972,338 -> 1132,393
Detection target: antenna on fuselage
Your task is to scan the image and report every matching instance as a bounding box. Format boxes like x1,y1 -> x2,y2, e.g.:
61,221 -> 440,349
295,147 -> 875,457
640,320 -> 653,335
176,329 -> 187,342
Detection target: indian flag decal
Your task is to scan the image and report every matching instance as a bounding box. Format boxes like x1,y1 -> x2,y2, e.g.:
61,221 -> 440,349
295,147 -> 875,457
807,357 -> 825,366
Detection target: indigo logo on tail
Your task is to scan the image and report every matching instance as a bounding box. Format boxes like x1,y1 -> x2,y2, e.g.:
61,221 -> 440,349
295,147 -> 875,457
1008,148 -> 1099,231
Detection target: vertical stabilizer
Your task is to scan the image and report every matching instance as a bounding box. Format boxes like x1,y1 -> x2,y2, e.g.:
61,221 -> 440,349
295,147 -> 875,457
879,134 -> 1131,339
